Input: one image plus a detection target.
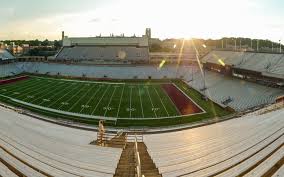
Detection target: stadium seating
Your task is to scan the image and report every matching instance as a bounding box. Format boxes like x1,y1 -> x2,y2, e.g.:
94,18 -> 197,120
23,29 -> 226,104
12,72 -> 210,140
55,46 -> 149,61
0,49 -> 15,60
10,62 -> 284,111
0,63 -> 23,77
0,106 -> 122,177
186,70 -> 283,111
144,108 -> 284,177
202,50 -> 284,78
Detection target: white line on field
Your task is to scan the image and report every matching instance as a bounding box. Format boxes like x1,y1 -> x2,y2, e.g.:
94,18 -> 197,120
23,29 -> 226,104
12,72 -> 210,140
31,81 -> 67,103
58,84 -> 87,110
38,82 -> 74,105
68,84 -> 96,111
91,85 -> 110,115
20,81 -> 55,101
138,86 -> 144,118
146,87 -> 157,118
129,86 -> 133,118
47,83 -> 81,107
116,84 -> 125,117
103,86 -> 117,116
153,86 -> 169,116
79,85 -> 101,113
160,84 -> 181,115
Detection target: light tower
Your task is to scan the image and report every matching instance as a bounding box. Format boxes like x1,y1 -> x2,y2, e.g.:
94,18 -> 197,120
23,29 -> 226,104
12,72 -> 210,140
61,31 -> 65,41
145,28 -> 151,39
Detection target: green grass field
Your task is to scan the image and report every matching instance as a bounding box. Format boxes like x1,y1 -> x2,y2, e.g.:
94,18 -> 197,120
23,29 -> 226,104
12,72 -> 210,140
0,75 -> 232,127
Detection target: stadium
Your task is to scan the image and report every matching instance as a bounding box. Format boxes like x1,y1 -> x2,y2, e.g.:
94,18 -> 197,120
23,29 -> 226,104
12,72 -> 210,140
0,2 -> 284,175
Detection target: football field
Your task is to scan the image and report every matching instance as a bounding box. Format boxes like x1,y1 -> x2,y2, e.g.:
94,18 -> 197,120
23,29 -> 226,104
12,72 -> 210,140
0,76 -> 205,120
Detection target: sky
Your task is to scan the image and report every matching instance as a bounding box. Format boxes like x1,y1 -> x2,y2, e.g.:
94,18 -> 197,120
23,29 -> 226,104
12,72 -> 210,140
0,0 -> 284,42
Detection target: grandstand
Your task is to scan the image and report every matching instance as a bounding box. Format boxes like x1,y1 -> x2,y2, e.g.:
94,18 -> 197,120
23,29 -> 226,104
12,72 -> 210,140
54,30 -> 150,63
0,100 -> 283,177
0,35 -> 284,177
202,50 -> 284,84
0,49 -> 15,61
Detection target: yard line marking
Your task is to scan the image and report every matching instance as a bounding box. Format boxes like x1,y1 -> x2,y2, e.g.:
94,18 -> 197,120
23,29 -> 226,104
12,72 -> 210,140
1,79 -> 43,95
47,83 -> 81,107
0,79 -> 36,90
58,84 -> 87,110
146,87 -> 157,118
116,84 -> 125,118
21,81 -> 56,101
38,82 -> 74,105
138,86 -> 144,118
20,81 -> 55,101
68,84 -> 95,111
79,85 -> 101,113
160,85 -> 181,115
129,86 -> 133,118
91,85 -> 110,115
103,86 -> 117,116
153,86 -> 169,116
31,81 -> 67,103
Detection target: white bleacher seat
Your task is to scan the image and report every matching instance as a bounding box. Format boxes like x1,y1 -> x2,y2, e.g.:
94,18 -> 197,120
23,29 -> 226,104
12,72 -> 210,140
0,160 -> 18,177
144,109 -> 284,177
0,106 -> 121,177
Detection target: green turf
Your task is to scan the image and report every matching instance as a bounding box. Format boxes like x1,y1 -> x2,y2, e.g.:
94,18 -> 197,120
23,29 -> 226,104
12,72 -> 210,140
0,75 -> 232,127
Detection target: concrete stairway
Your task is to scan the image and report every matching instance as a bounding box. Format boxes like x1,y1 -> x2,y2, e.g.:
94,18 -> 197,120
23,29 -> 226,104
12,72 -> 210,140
114,142 -> 161,177
114,143 -> 136,177
138,143 -> 162,177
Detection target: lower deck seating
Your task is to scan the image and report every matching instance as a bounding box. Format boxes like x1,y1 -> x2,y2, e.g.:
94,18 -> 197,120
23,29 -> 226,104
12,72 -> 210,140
144,108 -> 284,177
186,70 -> 284,111
0,106 -> 122,177
0,160 -> 18,177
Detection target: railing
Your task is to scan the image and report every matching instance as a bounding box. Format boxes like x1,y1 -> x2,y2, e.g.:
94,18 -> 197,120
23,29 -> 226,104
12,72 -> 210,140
134,135 -> 142,177
96,131 -> 127,148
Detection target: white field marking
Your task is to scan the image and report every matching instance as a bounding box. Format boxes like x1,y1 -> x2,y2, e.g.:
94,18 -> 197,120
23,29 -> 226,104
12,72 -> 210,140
81,105 -> 90,108
91,85 -> 111,115
129,86 -> 133,118
1,89 -> 7,91
2,79 -> 43,95
21,81 -> 56,101
61,102 -> 69,105
47,83 -> 82,107
13,92 -> 20,95
58,84 -> 87,110
160,85 -> 181,115
16,79 -> 55,99
172,83 -> 206,113
79,85 -> 102,113
42,99 -> 50,102
103,107 -> 113,111
4,94 -> 205,120
104,86 -> 117,116
10,98 -> 117,121
153,86 -> 169,116
138,86 -> 144,118
0,78 -> 36,90
68,84 -> 95,111
127,108 -> 136,112
152,108 -> 160,111
31,75 -> 125,85
146,87 -> 157,118
116,84 -> 125,117
31,81 -> 67,103
27,95 -> 34,99
38,82 -> 75,105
